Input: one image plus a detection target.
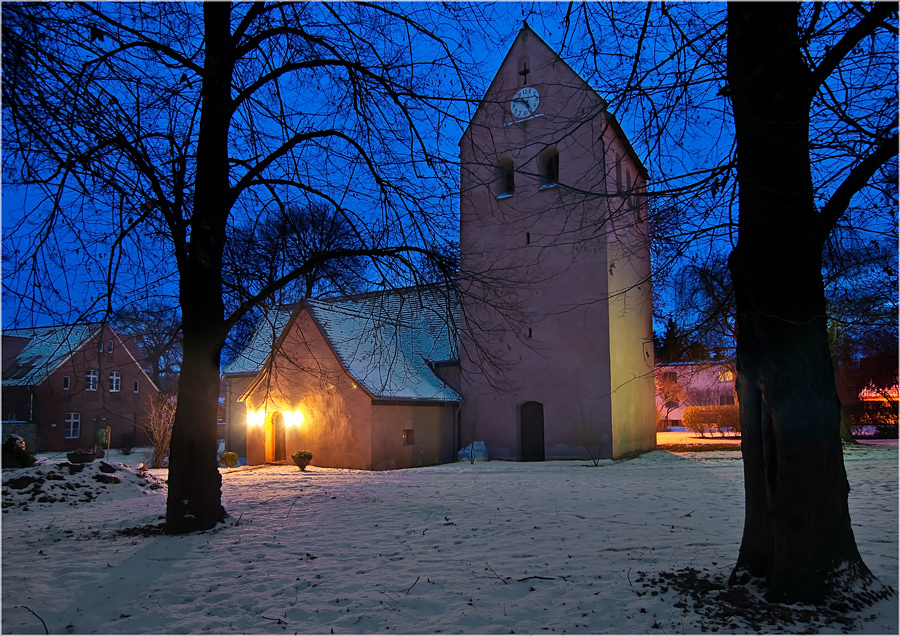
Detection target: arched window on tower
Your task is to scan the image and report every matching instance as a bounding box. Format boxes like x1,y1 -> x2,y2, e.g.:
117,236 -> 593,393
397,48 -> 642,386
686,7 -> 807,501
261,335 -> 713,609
539,146 -> 560,189
496,158 -> 515,198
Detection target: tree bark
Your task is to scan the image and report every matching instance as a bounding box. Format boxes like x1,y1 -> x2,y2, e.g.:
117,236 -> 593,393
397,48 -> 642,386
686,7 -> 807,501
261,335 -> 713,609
726,3 -> 880,604
165,3 -> 233,534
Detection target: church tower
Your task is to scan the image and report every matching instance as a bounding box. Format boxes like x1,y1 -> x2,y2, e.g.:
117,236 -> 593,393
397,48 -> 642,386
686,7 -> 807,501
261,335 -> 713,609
458,25 -> 656,460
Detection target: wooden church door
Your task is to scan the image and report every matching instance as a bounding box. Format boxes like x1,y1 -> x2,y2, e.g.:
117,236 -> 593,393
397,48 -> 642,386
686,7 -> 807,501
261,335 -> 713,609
274,413 -> 286,462
520,401 -> 545,461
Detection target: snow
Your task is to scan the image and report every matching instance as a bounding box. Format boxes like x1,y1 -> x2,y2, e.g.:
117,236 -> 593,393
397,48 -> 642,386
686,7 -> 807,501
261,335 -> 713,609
306,288 -> 459,401
2,442 -> 897,634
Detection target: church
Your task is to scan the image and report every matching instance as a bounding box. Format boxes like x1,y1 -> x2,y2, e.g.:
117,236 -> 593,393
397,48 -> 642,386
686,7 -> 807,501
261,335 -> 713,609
223,25 -> 656,469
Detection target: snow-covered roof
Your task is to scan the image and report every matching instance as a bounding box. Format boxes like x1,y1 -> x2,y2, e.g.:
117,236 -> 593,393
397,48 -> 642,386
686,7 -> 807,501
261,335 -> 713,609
221,307 -> 295,376
306,287 -> 460,402
2,324 -> 103,386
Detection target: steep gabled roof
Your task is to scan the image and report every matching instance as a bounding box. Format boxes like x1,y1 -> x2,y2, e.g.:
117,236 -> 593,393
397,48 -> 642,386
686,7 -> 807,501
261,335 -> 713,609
240,287 -> 460,403
2,323 -> 102,386
221,306 -> 295,376
460,23 -> 648,180
305,286 -> 459,402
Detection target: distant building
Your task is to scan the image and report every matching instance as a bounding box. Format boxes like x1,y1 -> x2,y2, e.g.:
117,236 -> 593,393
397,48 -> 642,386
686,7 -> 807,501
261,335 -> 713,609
654,362 -> 736,429
2,323 -> 159,452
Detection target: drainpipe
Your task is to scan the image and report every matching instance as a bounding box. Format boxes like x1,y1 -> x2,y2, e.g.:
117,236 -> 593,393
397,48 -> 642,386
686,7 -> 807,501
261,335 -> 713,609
454,402 -> 462,459
28,387 -> 35,422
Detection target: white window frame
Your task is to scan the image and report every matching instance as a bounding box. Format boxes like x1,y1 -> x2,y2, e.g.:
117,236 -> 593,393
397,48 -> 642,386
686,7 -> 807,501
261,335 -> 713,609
65,412 -> 81,439
87,370 -> 98,392
63,375 -> 71,391
109,371 -> 121,393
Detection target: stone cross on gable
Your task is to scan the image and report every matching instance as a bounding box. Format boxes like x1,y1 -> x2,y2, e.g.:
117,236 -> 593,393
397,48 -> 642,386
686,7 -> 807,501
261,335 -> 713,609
519,62 -> 530,85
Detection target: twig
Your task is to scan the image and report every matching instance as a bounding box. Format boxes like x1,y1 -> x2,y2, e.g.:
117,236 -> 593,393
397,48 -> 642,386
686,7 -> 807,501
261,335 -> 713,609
517,576 -> 554,582
627,567 -> 633,587
235,512 -> 243,527
19,606 -> 48,635
261,615 -> 287,625
404,576 -> 420,595
484,560 -> 508,584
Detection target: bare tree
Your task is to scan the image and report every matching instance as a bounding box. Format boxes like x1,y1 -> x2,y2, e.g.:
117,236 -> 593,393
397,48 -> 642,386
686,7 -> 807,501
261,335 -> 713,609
654,369 -> 688,431
552,1 -> 897,604
141,393 -> 176,469
115,302 -> 182,392
2,3 -> 488,532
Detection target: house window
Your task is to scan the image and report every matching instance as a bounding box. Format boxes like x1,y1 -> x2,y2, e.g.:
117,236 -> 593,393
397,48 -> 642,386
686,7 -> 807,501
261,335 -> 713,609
98,339 -> 104,352
662,371 -> 677,383
718,370 -> 734,382
87,369 -> 98,391
109,371 -> 121,393
63,375 -> 71,391
107,339 -> 114,353
402,429 -> 415,446
133,380 -> 140,393
496,158 -> 515,198
719,393 -> 735,406
65,413 -> 81,439
539,147 -> 559,188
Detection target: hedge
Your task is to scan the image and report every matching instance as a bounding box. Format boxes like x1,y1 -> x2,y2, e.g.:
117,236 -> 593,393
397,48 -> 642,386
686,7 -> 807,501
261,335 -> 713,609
683,405 -> 740,437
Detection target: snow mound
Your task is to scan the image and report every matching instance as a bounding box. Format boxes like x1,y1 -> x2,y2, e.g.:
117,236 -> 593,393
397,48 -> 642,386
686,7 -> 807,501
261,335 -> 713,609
1,460 -> 166,513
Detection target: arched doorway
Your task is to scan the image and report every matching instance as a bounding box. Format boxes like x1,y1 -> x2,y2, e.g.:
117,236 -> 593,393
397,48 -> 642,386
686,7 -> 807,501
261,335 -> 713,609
273,413 -> 286,462
520,401 -> 545,461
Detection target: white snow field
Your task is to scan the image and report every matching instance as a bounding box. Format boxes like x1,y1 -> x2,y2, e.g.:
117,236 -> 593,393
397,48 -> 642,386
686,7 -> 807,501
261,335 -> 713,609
2,443 -> 897,634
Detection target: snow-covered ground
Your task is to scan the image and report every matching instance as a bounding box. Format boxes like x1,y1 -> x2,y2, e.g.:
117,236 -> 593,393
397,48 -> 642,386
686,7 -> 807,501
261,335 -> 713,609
2,443 -> 897,634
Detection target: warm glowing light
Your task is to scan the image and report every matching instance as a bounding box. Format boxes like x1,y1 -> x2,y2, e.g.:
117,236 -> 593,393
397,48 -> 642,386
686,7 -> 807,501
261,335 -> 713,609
283,410 -> 304,427
247,409 -> 265,427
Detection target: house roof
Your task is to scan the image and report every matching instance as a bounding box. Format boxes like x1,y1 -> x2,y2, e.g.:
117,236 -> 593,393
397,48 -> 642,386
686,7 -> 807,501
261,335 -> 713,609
2,323 -> 162,392
236,287 -> 461,403
305,287 -> 460,402
2,323 -> 102,386
221,306 -> 296,376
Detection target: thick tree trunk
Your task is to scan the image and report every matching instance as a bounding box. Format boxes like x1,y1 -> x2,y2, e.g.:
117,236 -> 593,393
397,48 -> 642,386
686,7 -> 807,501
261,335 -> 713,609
726,4 -> 880,604
165,3 -> 233,534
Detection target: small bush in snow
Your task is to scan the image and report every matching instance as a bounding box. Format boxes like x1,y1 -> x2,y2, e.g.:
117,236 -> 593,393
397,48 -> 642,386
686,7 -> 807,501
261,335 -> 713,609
683,405 -> 740,438
291,449 -> 313,471
220,452 -> 238,468
2,434 -> 36,468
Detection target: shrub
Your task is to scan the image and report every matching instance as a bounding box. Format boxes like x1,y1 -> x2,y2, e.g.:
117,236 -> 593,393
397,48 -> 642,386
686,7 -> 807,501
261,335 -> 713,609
2,434 -> 36,468
846,400 -> 898,439
291,449 -> 313,471
683,405 -> 740,438
220,451 -> 239,468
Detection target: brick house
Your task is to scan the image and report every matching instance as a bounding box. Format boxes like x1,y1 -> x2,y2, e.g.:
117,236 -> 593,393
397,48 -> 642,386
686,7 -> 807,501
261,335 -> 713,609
2,323 -> 159,452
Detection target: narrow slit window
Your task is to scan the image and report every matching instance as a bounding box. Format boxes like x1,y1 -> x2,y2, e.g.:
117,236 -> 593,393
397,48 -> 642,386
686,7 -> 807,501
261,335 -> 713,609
539,147 -> 560,189
497,158 -> 515,198
63,375 -> 71,391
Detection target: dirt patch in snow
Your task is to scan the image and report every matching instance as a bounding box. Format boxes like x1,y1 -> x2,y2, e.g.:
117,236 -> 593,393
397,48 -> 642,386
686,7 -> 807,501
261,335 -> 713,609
638,566 -> 893,634
2,460 -> 165,512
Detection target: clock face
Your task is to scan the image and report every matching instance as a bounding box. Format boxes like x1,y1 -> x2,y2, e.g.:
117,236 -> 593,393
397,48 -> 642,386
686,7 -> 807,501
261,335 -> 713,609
510,86 -> 540,118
